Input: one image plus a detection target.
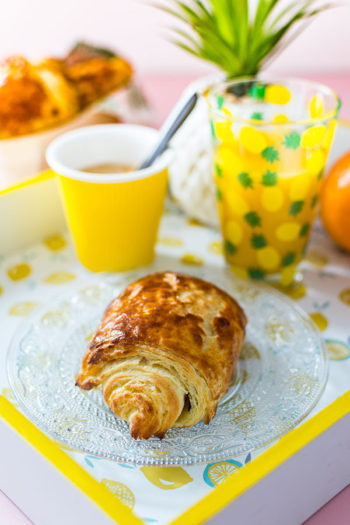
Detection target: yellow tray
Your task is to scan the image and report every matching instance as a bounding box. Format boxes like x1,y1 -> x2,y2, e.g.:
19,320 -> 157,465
1,121 -> 350,525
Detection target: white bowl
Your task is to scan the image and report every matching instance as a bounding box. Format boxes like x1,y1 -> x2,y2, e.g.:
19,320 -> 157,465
0,106 -> 119,190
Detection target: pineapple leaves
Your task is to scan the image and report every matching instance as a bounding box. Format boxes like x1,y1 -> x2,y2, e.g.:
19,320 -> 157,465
163,0 -> 242,73
157,0 -> 330,78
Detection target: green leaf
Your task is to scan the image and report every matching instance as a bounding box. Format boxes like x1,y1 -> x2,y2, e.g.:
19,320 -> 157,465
317,169 -> 324,180
299,223 -> 310,237
210,119 -> 216,138
244,211 -> 261,227
249,83 -> 266,100
238,172 -> 254,188
215,164 -> 223,177
261,170 -> 277,186
250,111 -> 264,120
262,146 -> 280,163
282,252 -> 296,266
251,234 -> 267,249
311,194 -> 318,208
282,132 -> 301,150
216,187 -> 222,201
289,200 -> 304,216
225,240 -> 236,255
251,0 -> 280,39
157,0 -> 331,79
248,268 -> 265,280
217,94 -> 224,109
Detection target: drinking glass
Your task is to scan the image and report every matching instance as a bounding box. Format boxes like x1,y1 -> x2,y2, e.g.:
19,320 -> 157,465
208,77 -> 340,286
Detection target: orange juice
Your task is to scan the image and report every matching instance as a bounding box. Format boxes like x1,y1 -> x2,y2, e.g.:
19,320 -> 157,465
208,79 -> 340,285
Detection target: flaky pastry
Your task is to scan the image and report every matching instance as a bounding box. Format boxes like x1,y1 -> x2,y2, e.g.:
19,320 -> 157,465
76,272 -> 246,439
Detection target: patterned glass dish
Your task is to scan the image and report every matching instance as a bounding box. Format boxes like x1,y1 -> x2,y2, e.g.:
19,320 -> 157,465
208,77 -> 340,286
7,266 -> 328,465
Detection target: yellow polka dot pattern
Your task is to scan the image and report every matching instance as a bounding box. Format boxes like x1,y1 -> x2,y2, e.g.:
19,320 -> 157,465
301,126 -> 326,148
225,221 -> 243,245
217,146 -> 244,174
211,90 -> 336,285
208,241 -> 223,255
7,263 -> 31,281
289,176 -> 311,201
257,247 -> 281,270
240,127 -> 267,154
215,121 -> 234,144
276,223 -> 300,242
158,236 -> 183,247
265,85 -> 291,105
44,234 -> 67,251
339,288 -> 350,306
305,150 -> 325,175
181,254 -> 204,266
309,312 -> 328,332
273,114 -> 289,123
261,188 -> 284,212
227,191 -> 249,216
309,94 -> 325,118
9,302 -> 38,316
44,272 -> 76,284
281,265 -> 297,286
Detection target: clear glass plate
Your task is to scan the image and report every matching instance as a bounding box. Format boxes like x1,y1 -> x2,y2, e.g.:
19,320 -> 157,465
7,267 -> 328,465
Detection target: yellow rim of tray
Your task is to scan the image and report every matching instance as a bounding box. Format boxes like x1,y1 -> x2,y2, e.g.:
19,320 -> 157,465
0,118 -> 350,524
1,392 -> 349,524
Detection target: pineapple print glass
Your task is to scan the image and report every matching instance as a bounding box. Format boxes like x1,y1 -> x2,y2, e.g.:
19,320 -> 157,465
208,78 -> 340,286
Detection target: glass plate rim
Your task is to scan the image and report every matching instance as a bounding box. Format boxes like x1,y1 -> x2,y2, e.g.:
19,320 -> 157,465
6,269 -> 329,465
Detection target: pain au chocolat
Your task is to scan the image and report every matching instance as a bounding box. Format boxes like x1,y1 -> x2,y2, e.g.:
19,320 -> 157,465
76,272 -> 246,439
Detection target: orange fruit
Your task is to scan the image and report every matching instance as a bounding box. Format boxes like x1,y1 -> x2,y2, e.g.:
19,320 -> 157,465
320,151 -> 350,252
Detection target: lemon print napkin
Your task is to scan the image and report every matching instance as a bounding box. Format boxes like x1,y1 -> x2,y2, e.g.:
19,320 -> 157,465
1,212 -> 350,523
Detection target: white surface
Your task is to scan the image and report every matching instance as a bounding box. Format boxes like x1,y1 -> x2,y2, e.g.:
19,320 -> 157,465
0,419 -> 113,525
0,177 -> 66,255
209,412 -> 350,525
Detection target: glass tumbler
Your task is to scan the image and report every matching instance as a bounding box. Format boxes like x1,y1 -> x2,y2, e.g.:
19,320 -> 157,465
208,77 -> 340,286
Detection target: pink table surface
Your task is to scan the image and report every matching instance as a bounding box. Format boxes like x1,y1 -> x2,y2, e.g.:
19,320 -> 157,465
1,72 -> 350,525
141,73 -> 350,127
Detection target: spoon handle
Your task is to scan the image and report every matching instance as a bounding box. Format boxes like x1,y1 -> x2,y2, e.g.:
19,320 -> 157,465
139,92 -> 198,170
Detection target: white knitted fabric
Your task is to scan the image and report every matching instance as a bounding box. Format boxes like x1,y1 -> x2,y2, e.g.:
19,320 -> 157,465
168,76 -> 223,227
169,96 -> 218,226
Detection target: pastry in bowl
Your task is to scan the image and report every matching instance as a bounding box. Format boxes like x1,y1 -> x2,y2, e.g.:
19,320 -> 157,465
76,272 -> 246,439
0,42 -> 132,138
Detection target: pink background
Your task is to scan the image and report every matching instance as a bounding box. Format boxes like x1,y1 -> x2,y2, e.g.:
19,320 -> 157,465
0,0 -> 349,76
1,1 -> 350,523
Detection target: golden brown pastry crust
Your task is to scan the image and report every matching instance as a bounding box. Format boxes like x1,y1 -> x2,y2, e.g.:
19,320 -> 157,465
0,44 -> 132,138
76,272 -> 246,439
0,56 -> 79,138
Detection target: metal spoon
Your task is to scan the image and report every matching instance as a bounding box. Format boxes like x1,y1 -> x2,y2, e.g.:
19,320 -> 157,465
139,92 -> 198,170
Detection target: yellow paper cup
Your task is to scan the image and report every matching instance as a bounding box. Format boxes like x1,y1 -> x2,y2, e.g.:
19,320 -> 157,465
46,124 -> 171,272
